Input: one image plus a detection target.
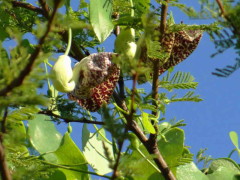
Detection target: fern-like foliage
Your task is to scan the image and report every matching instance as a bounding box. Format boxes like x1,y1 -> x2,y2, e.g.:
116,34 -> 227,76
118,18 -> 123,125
160,71 -> 198,91
170,91 -> 202,102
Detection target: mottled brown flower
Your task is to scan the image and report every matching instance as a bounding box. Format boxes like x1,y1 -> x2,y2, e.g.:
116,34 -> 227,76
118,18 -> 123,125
68,52 -> 120,112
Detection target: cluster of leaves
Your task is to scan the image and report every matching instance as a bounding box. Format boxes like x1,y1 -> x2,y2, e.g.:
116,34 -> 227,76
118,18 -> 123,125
0,0 -> 239,180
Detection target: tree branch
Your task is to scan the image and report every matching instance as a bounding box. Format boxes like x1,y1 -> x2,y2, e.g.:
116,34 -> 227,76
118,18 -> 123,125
39,110 -> 105,125
0,2 -> 60,97
11,1 -> 44,15
0,108 -> 12,180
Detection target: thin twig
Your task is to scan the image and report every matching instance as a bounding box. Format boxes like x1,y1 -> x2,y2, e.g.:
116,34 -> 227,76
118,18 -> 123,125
0,108 -> 12,180
39,110 -> 105,125
0,2 -> 60,97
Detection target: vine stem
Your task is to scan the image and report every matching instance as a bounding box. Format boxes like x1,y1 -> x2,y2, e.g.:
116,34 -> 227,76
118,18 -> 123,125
64,28 -> 72,56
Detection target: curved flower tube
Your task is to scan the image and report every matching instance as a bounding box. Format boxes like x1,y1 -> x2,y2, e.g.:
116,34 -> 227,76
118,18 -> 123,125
68,52 -> 120,112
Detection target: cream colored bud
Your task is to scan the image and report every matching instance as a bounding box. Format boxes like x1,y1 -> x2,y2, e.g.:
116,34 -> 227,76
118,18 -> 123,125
51,55 -> 75,93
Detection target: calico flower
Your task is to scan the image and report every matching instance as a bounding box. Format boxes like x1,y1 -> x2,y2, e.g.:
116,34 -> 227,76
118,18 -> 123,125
68,52 -> 120,112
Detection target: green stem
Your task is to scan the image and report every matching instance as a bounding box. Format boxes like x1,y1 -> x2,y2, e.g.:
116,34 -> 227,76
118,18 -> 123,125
137,148 -> 161,173
64,28 -> 72,56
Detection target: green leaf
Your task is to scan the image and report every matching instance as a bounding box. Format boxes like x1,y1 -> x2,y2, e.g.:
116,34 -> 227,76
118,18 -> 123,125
46,132 -> 89,180
82,125 -> 113,175
158,128 -> 185,169
229,131 -> 239,149
176,162 -> 208,180
207,158 -> 240,180
142,112 -> 156,134
90,0 -> 114,42
28,114 -> 62,154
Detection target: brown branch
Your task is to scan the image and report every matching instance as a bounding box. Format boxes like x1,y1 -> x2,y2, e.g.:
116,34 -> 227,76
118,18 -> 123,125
0,108 -> 12,180
39,110 -> 105,125
0,2 -> 60,97
11,1 -> 44,15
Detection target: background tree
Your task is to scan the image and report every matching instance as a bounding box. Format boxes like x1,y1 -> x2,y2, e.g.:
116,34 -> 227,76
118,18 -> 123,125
0,0 -> 239,180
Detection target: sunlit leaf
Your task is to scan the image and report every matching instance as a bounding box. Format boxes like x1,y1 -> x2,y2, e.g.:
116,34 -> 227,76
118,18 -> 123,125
176,162 -> 208,180
90,0 -> 114,42
229,131 -> 239,149
28,114 -> 62,154
207,158 -> 240,180
82,125 -> 113,175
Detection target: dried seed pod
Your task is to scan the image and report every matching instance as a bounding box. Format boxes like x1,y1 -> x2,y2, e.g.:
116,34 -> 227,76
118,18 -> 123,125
68,52 -> 120,112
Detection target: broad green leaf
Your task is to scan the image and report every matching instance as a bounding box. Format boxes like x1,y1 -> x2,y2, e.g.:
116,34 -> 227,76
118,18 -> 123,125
82,125 -> 113,175
119,145 -> 164,180
142,112 -> 156,134
46,132 -> 89,180
176,162 -> 208,180
229,131 -> 239,149
28,114 -> 62,154
207,158 -> 240,180
90,0 -> 114,42
158,128 -> 184,169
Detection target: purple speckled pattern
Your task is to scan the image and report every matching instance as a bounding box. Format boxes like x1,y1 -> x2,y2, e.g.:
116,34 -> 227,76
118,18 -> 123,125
68,52 -> 120,112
